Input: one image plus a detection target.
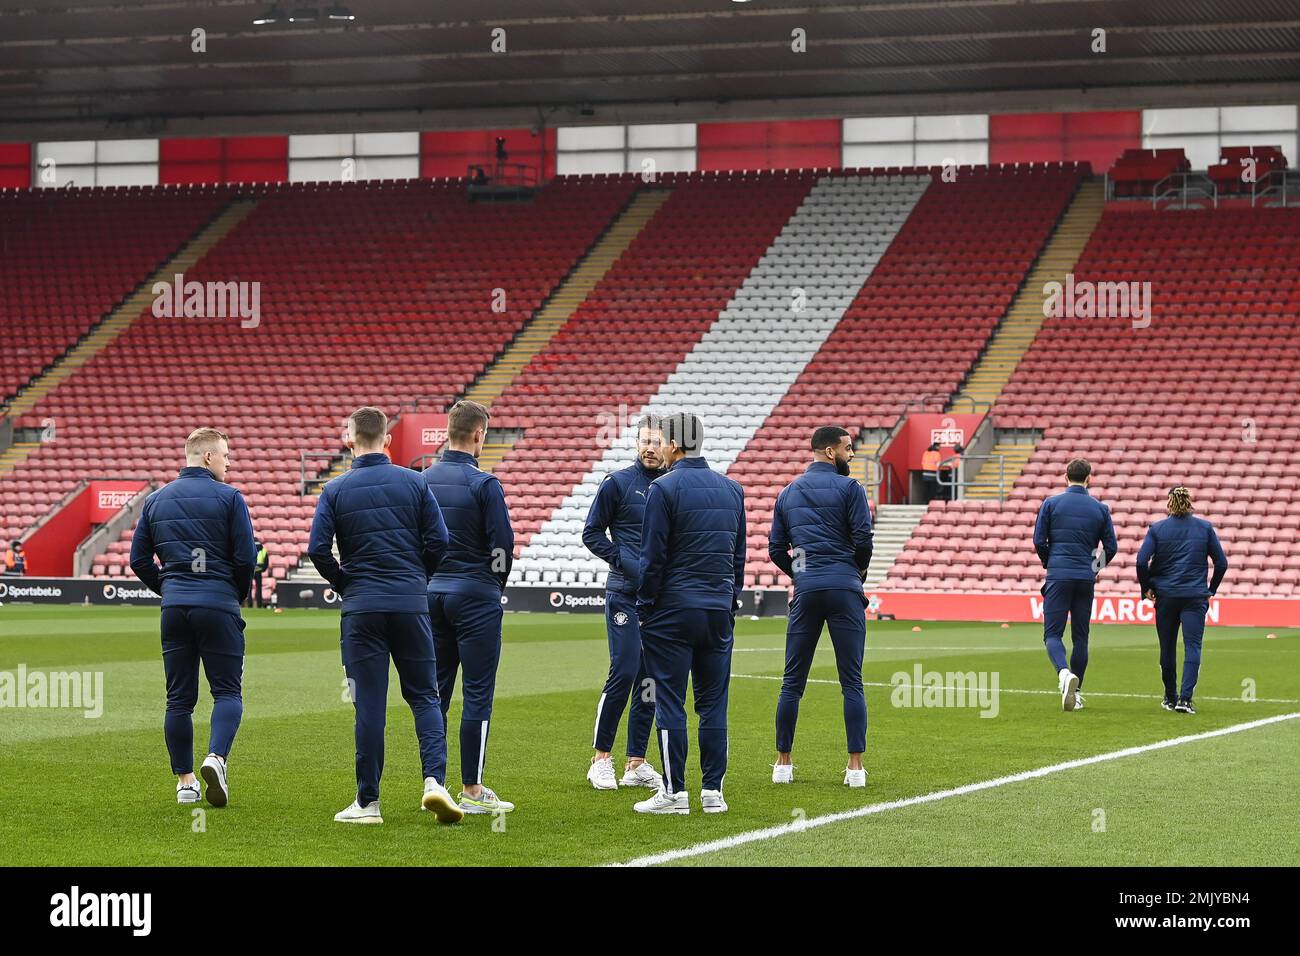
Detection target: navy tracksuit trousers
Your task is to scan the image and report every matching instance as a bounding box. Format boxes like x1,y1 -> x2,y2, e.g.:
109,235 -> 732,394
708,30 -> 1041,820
1042,579 -> 1093,686
341,611 -> 447,805
1155,596 -> 1208,701
161,606 -> 245,775
639,606 -> 733,794
593,590 -> 654,758
776,588 -> 867,754
428,592 -> 503,787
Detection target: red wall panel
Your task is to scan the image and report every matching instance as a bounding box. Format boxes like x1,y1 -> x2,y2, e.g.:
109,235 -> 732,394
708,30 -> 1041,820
990,111 -> 1140,172
420,128 -> 556,180
698,120 -> 840,171
0,142 -> 31,188
159,136 -> 287,184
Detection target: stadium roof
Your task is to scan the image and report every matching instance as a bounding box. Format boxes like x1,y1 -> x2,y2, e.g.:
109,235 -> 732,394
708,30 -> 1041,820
1,0 -> 1298,140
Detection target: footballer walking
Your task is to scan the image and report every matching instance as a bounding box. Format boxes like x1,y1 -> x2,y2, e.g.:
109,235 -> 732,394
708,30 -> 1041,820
1033,458 -> 1117,711
130,427 -> 256,807
768,426 -> 874,787
1136,486 -> 1229,714
635,412 -> 745,815
581,415 -> 665,791
309,406 -> 462,825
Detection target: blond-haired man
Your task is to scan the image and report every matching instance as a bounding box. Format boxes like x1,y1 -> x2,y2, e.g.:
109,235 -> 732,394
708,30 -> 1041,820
131,427 -> 256,807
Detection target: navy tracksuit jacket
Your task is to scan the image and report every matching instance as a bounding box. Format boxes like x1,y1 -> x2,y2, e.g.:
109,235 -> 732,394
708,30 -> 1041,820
637,455 -> 745,794
308,451 -> 450,803
1033,484 -> 1118,685
130,466 -> 257,774
422,449 -> 514,787
582,459 -> 663,757
768,461 -> 874,754
1136,513 -> 1229,701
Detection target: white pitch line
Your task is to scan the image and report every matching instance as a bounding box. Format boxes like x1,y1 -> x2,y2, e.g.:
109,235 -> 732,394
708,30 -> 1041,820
730,672 -> 1300,705
613,710 -> 1300,867
734,645 -> 1046,653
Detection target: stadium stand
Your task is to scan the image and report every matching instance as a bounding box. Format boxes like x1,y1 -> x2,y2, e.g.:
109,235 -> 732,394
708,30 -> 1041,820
1,176 -> 638,591
488,170 -> 817,561
512,171 -> 931,586
885,205 -> 1300,598
734,163 -> 1087,587
0,187 -> 230,404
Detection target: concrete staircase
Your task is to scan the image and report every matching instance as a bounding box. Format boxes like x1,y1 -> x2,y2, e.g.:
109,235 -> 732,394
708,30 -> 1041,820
1,199 -> 260,420
949,181 -> 1105,413
460,189 -> 673,408
863,503 -> 928,589
0,440 -> 39,479
964,441 -> 1037,499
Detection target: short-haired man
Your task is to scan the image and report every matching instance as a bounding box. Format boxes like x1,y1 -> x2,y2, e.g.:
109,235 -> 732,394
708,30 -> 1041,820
309,406 -> 462,825
423,400 -> 517,815
130,427 -> 256,807
769,426 -> 874,787
580,415 -> 665,791
635,412 -> 745,814
1033,458 -> 1117,711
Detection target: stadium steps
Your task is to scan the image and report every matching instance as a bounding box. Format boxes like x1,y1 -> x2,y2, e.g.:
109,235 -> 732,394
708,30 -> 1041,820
849,437 -> 882,503
476,427 -> 524,473
0,198 -> 260,420
964,442 -> 1038,499
862,504 -> 928,589
0,441 -> 40,479
948,181 -> 1105,412
459,189 -> 674,408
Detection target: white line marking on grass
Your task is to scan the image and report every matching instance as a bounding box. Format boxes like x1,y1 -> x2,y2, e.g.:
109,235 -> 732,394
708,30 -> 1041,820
734,645 -> 1045,653
730,673 -> 1299,704
612,710 -> 1300,867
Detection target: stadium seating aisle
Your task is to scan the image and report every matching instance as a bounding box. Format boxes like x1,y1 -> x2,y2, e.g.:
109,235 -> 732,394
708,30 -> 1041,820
735,164 -> 1087,587
0,187 -> 231,402
885,206 -> 1300,598
515,173 -> 931,587
1,177 -> 638,590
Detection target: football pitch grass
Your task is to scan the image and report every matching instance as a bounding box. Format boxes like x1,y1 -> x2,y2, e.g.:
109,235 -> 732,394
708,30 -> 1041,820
1,606 -> 1296,867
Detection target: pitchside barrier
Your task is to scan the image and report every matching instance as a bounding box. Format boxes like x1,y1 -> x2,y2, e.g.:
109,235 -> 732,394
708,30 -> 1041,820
0,578 -> 790,617
4,578 -> 1291,628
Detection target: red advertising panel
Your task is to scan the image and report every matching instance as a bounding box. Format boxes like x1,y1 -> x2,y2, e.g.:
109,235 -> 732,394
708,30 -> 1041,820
388,413 -> 449,469
867,590 -> 1300,629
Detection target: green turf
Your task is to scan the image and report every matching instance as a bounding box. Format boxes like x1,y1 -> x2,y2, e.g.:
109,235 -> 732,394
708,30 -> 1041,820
0,606 -> 1295,866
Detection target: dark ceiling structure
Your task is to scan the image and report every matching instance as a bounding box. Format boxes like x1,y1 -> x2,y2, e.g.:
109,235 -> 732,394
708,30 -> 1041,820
1,0 -> 1297,140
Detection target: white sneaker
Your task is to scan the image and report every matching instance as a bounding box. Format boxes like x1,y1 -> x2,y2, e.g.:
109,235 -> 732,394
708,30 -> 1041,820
1059,668 -> 1080,711
843,768 -> 868,788
700,789 -> 728,813
633,787 -> 689,815
772,763 -> 794,784
587,756 -> 618,790
619,761 -> 663,790
334,799 -> 383,824
1074,691 -> 1085,711
459,785 -> 515,814
176,779 -> 201,804
421,777 -> 465,823
200,753 -> 228,807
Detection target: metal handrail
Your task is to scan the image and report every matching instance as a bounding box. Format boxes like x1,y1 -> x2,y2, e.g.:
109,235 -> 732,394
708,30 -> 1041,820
1152,172 -> 1217,210
1252,168 -> 1298,207
300,451 -> 344,495
936,453 -> 1005,500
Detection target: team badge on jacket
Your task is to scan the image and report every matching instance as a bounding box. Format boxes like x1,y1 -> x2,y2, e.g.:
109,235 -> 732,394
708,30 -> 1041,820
613,611 -> 629,626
